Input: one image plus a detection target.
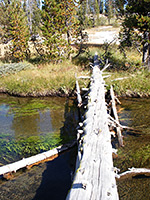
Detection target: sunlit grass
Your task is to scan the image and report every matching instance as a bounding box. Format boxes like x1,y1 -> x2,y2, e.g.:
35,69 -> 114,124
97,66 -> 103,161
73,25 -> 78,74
105,70 -> 150,97
0,60 -> 90,96
0,44 -> 149,97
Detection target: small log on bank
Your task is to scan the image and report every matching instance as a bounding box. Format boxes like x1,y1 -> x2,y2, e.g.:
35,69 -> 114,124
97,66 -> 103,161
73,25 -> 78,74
0,140 -> 76,177
117,168 -> 150,180
76,79 -> 82,107
66,55 -> 119,200
77,76 -> 91,79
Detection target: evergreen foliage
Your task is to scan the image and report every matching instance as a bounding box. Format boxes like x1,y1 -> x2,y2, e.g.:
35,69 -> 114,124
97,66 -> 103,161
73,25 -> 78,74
105,0 -> 115,24
23,0 -> 41,35
0,0 -> 30,62
119,0 -> 150,69
115,0 -> 126,16
40,0 -> 79,61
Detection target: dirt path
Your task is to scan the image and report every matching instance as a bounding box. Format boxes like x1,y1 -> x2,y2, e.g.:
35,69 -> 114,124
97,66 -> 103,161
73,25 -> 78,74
85,26 -> 120,45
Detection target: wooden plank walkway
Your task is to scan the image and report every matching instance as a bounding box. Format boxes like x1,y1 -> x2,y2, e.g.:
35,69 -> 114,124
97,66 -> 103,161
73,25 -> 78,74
66,56 -> 119,199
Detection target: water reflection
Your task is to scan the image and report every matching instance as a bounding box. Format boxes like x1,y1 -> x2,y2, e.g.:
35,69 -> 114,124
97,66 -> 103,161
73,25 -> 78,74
0,95 -> 66,139
0,94 -> 78,164
118,98 -> 150,134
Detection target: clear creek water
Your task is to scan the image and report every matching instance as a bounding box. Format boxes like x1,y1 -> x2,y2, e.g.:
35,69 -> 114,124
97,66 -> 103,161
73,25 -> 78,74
115,98 -> 150,200
0,95 -> 150,200
0,94 -> 78,165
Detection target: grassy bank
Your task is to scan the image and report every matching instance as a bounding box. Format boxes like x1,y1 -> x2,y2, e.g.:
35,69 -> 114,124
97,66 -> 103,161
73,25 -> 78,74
0,45 -> 150,97
0,60 -> 90,97
105,71 -> 150,97
88,45 -> 150,97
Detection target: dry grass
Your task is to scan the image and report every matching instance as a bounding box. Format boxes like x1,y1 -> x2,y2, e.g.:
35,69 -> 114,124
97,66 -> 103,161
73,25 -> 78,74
0,60 -> 90,96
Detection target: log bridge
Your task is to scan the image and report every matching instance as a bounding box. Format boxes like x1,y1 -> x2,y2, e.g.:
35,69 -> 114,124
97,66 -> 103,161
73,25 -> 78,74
66,54 -> 122,200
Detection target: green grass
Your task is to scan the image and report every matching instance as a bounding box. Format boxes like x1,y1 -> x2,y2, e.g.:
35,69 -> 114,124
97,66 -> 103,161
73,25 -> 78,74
0,60 -> 90,96
79,45 -> 150,97
105,70 -> 150,97
0,44 -> 150,97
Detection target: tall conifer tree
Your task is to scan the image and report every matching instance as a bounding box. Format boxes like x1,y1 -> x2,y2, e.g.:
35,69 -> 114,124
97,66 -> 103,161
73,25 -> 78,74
41,0 -> 80,61
119,0 -> 150,70
0,0 -> 30,61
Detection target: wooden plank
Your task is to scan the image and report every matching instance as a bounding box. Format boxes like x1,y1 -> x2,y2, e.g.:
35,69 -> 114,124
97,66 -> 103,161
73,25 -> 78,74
66,64 -> 119,200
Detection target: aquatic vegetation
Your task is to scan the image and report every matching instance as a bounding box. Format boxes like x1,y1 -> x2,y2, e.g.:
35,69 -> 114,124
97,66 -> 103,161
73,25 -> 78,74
8,101 -> 49,117
0,133 -> 65,165
0,95 -> 77,165
114,98 -> 150,173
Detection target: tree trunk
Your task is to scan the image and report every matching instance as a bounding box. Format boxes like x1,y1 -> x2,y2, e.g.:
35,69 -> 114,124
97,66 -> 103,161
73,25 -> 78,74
148,33 -> 150,72
66,54 -> 119,200
142,31 -> 149,64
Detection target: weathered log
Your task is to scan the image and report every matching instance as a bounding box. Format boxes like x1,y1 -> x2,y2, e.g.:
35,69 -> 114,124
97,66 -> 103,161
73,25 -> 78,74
111,77 -> 130,81
0,140 -> 76,177
115,97 -> 121,105
77,76 -> 91,79
66,58 -> 119,199
76,79 -> 82,107
117,168 -> 150,180
110,85 -> 124,147
101,63 -> 110,72
111,75 -> 135,82
81,88 -> 89,91
108,115 -> 135,131
103,75 -> 111,79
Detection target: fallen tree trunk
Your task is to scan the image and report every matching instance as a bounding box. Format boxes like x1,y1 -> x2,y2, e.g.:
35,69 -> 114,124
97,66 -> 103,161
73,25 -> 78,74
66,55 -> 119,200
0,140 -> 76,177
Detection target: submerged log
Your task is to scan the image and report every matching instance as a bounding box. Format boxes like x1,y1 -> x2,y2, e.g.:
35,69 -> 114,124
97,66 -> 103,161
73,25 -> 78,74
66,57 -> 119,200
0,140 -> 76,177
110,85 -> 124,147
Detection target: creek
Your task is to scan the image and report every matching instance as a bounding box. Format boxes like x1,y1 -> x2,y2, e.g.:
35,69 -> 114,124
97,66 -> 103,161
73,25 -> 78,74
0,94 -> 78,165
115,98 -> 150,200
0,95 -> 149,199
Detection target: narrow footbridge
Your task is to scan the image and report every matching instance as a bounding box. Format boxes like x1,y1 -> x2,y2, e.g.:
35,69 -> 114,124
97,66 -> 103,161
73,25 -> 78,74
66,54 -> 122,200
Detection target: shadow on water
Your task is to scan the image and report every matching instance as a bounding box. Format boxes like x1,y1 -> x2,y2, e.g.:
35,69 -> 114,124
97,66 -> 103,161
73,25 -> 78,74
32,98 -> 79,200
32,149 -> 77,200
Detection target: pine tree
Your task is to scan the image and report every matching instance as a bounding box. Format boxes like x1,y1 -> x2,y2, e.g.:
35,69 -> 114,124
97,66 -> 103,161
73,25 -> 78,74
1,0 -> 30,62
41,0 -> 80,61
40,0 -> 67,61
23,0 -> 41,35
119,0 -> 150,70
32,0 -> 41,35
99,0 -> 104,14
105,0 -> 115,24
